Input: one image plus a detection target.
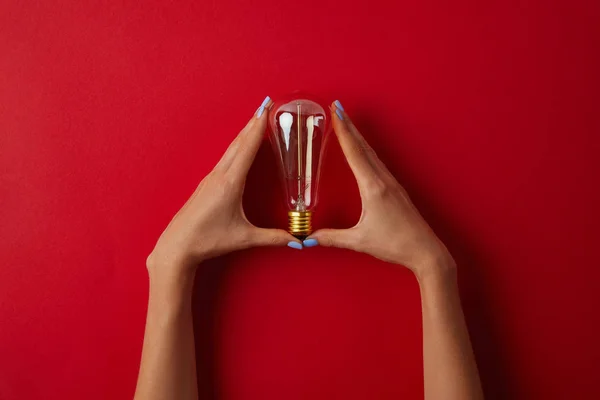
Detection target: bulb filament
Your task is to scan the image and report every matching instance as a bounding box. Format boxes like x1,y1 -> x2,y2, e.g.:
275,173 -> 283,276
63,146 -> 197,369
296,102 -> 304,211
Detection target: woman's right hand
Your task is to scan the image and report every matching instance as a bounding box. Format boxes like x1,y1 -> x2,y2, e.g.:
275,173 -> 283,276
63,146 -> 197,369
147,96 -> 299,285
308,101 -> 455,280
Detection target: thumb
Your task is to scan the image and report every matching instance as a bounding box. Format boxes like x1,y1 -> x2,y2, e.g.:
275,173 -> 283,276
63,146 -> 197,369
251,227 -> 300,247
308,228 -> 360,250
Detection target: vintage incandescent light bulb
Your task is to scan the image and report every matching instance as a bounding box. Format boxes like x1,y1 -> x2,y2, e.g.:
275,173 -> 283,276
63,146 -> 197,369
268,97 -> 331,239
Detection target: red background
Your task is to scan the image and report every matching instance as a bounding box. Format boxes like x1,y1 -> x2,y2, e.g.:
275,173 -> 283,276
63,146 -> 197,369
1,1 -> 599,399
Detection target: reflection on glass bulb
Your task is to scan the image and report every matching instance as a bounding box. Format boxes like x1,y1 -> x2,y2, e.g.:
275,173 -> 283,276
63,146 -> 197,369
268,97 -> 331,239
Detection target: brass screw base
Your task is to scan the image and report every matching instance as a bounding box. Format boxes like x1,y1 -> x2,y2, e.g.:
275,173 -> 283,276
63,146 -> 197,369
288,211 -> 312,239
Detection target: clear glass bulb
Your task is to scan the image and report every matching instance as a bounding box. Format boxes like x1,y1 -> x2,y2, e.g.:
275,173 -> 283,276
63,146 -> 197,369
268,97 -> 331,239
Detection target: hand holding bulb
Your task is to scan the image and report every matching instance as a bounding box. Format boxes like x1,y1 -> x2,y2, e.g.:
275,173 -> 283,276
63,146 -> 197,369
308,101 -> 455,279
146,95 -> 453,283
146,96 -> 300,283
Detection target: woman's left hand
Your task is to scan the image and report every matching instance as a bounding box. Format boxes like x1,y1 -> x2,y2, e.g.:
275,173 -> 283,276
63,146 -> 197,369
147,96 -> 299,281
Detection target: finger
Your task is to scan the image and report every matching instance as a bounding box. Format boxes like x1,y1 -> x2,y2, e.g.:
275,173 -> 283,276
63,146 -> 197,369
214,95 -> 272,172
250,227 -> 301,248
308,227 -> 361,250
330,101 -> 382,184
228,96 -> 273,178
215,121 -> 252,171
340,107 -> 395,178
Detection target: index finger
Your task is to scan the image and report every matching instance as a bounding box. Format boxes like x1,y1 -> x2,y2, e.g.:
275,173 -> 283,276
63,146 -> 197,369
230,96 -> 273,177
215,96 -> 272,175
330,101 -> 385,184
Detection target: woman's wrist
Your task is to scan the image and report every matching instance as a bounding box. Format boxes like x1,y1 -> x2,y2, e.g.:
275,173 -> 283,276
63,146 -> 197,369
147,267 -> 196,315
414,252 -> 457,288
147,255 -> 198,300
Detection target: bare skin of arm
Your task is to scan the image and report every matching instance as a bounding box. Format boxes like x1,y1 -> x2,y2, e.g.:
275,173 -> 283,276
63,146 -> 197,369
134,96 -> 483,399
134,97 -> 299,400
419,267 -> 482,400
134,271 -> 198,400
310,101 -> 484,400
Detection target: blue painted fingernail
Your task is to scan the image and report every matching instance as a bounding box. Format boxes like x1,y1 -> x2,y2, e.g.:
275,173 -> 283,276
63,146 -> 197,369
260,96 -> 271,108
335,108 -> 344,120
256,96 -> 271,118
287,241 -> 303,250
334,100 -> 344,111
303,239 -> 319,248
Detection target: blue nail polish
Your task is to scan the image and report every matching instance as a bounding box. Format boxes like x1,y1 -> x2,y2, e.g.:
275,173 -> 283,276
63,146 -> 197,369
303,239 -> 319,248
260,96 -> 271,108
335,108 -> 344,120
287,241 -> 303,250
334,100 -> 344,111
256,106 -> 265,118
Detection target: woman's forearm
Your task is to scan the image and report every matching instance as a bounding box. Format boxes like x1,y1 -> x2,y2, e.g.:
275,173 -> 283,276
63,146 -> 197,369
132,97 -> 295,399
418,263 -> 484,400
134,267 -> 198,400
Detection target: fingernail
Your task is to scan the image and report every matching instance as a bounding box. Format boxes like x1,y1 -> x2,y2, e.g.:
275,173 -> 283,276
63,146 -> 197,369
287,241 -> 303,250
303,239 -> 319,248
334,100 -> 344,111
335,108 -> 344,120
256,96 -> 271,118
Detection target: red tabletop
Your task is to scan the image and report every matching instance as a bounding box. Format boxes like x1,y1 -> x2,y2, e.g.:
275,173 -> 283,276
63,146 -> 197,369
1,1 -> 599,399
